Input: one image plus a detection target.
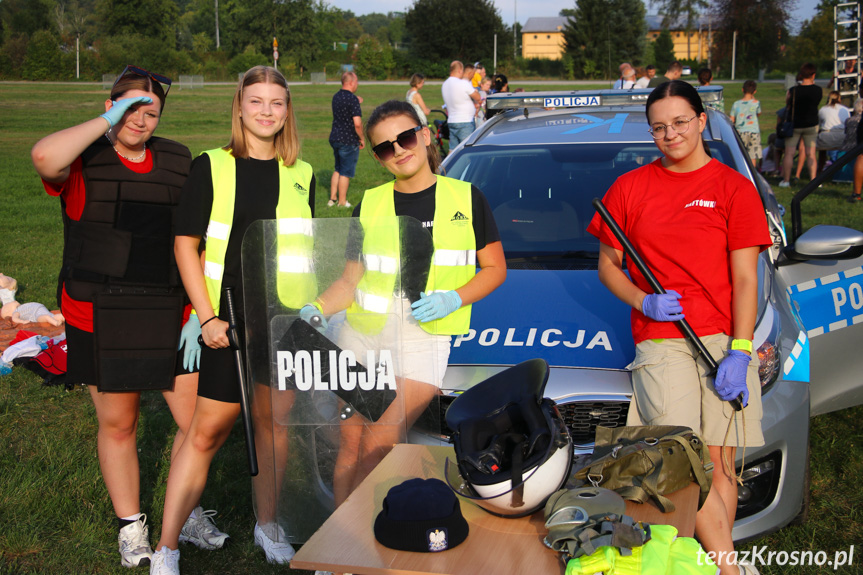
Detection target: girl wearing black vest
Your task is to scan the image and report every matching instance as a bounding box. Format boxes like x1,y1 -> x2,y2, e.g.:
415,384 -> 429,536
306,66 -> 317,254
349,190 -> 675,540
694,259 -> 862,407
307,100 -> 506,506
152,66 -> 316,574
31,67 -> 224,568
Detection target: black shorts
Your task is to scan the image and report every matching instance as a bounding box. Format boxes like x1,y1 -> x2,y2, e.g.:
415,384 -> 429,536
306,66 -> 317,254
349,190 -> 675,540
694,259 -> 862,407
66,323 -> 198,389
197,316 -> 246,404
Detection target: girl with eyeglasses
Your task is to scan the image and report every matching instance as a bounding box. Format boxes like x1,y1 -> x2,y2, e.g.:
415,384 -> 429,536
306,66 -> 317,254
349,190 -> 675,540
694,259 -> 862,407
304,100 -> 506,506
587,80 -> 770,575
30,65 -> 223,568
151,66 -> 317,574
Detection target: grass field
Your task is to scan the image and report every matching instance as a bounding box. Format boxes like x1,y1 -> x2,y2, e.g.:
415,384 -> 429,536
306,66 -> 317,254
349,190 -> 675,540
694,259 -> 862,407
1,80 -> 862,574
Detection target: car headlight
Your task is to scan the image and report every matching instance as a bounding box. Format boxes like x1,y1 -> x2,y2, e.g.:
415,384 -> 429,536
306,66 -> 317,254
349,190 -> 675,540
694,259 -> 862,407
754,304 -> 781,391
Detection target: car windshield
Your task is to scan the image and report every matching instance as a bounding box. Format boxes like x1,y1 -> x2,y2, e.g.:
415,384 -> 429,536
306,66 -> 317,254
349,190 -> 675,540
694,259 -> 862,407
445,141 -> 739,263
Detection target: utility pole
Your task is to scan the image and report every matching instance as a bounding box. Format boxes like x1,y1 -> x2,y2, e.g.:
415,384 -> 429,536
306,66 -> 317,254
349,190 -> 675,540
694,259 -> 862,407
215,0 -> 220,49
513,0 -> 517,59
731,30 -> 737,80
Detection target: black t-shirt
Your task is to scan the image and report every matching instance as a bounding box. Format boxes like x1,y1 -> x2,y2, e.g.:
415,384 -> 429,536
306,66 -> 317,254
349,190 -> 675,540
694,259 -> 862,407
346,182 -> 500,301
790,85 -> 823,129
174,153 -> 316,313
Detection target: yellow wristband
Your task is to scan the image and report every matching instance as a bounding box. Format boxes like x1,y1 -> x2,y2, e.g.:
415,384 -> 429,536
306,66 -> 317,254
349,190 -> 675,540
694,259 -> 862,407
311,301 -> 323,313
731,339 -> 753,353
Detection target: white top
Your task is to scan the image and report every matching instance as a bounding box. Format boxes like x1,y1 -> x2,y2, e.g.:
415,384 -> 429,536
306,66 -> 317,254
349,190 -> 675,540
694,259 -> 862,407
442,77 -> 478,124
635,76 -> 651,89
819,104 -> 851,131
406,88 -> 428,126
622,80 -> 636,89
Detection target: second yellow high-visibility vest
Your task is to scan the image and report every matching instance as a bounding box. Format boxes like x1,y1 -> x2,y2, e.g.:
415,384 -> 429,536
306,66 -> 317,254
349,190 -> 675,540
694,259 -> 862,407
346,176 -> 476,335
202,148 -> 316,314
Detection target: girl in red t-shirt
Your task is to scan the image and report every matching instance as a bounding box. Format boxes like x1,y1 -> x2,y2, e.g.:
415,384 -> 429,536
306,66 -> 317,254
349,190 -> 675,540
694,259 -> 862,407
590,80 -> 770,575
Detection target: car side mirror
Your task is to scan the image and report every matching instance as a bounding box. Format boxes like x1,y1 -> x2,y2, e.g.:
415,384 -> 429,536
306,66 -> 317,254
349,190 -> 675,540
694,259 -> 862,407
783,225 -> 863,262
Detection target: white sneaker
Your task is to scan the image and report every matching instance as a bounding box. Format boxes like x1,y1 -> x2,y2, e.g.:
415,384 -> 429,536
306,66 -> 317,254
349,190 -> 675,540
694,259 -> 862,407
254,523 -> 295,564
118,515 -> 154,568
778,180 -> 791,188
327,199 -> 336,207
738,561 -> 761,575
339,201 -> 352,208
179,507 -> 229,550
150,546 -> 180,575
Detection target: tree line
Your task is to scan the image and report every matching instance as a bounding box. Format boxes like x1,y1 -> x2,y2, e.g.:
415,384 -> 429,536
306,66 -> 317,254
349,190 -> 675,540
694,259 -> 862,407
0,0 -> 846,82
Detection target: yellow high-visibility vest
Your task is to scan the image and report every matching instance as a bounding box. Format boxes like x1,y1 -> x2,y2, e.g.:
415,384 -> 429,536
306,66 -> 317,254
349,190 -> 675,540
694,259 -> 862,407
346,176 -> 476,335
202,148 -> 316,314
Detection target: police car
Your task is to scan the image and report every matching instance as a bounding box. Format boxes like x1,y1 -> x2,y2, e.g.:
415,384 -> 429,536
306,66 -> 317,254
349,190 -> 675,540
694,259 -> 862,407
426,87 -> 863,540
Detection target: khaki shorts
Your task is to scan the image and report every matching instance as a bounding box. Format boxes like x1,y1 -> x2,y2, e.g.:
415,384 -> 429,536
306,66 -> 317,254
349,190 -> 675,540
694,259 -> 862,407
785,125 -> 818,150
625,334 -> 764,447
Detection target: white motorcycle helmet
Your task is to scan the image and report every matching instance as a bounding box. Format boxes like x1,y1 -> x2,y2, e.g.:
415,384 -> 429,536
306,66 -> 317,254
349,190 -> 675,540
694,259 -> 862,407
445,358 -> 573,517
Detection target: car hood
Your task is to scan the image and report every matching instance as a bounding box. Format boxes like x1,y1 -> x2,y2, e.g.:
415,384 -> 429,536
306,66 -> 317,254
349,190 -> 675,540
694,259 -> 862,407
450,268 -> 635,369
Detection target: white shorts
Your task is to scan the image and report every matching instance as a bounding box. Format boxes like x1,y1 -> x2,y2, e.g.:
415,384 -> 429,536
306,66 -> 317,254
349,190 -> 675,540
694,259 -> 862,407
329,297 -> 451,388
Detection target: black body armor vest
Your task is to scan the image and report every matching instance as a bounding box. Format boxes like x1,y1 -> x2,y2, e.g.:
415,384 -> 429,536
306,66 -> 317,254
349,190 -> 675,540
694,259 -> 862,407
59,137 -> 191,303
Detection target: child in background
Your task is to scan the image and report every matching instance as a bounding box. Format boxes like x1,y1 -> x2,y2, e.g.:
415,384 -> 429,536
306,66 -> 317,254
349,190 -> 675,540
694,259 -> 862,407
475,76 -> 493,126
730,80 -> 762,169
760,133 -> 778,176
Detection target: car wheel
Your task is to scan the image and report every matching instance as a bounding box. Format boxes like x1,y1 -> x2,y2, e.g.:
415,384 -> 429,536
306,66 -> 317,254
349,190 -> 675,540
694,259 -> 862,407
788,441 -> 810,526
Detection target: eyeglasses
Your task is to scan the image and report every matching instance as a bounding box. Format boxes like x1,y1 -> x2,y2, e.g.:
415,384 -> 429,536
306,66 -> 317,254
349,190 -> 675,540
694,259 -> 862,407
372,126 -> 423,161
113,65 -> 172,98
648,116 -> 697,139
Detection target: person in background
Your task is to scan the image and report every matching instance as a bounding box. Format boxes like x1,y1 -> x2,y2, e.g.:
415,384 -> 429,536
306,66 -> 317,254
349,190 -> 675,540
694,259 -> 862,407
780,63 -> 823,187
635,66 -> 651,89
698,68 -> 713,86
816,90 -> 851,166
442,60 -> 481,150
492,73 -> 509,94
475,75 -> 493,125
760,133 -> 778,176
406,73 -> 431,127
647,61 -> 682,88
471,62 -> 486,88
730,80 -> 762,170
621,66 -> 637,89
31,65 -> 217,569
589,80 -> 768,575
612,62 -> 632,89
328,70 -> 364,207
151,66 -> 317,575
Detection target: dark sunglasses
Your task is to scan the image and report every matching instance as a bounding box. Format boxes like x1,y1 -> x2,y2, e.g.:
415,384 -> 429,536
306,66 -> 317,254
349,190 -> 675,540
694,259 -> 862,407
113,65 -> 172,97
372,126 -> 423,161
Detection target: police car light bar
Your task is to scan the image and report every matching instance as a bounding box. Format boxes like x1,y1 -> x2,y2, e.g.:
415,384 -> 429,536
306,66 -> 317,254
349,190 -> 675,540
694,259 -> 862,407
486,85 -> 724,111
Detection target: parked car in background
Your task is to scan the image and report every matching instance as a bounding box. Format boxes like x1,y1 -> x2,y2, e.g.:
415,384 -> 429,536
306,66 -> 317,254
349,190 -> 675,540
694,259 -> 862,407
417,87 -> 863,540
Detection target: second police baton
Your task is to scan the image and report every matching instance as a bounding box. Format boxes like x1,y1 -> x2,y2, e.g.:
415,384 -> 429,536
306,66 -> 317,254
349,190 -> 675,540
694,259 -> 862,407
592,198 -> 743,411
223,286 -> 259,475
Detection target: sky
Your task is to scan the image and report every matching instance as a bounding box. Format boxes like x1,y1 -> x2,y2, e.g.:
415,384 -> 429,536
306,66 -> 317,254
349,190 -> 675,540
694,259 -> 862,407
324,0 -> 821,31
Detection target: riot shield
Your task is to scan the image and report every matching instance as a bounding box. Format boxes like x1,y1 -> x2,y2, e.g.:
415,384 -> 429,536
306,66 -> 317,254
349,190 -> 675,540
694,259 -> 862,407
242,215 -> 442,545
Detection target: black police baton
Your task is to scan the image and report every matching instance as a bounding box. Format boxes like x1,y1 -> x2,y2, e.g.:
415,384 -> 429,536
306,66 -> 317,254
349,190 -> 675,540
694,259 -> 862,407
223,287 -> 259,475
592,198 -> 743,411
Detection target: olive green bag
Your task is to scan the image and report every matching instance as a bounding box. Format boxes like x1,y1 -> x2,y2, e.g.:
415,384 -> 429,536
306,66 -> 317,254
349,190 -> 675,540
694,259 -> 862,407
573,425 -> 714,513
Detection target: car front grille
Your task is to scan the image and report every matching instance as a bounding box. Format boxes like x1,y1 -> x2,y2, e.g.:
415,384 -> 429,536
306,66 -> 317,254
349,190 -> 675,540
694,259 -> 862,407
557,400 -> 630,444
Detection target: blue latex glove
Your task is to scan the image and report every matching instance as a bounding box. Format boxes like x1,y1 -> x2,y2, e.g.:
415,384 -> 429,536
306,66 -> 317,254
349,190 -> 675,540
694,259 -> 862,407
714,350 -> 751,407
641,290 -> 685,322
100,96 -> 153,127
300,304 -> 328,334
0,361 -> 11,376
410,291 -> 462,323
178,315 -> 201,372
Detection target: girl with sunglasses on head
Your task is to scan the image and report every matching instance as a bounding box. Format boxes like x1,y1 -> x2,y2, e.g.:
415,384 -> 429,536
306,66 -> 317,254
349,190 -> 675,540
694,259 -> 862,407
30,65 -> 224,568
150,66 -> 316,575
304,100 -> 506,506
587,80 -> 770,575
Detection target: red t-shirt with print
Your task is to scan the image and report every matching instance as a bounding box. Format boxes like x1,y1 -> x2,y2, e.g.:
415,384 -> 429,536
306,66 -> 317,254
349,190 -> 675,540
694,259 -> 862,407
587,158 -> 772,345
42,151 -> 154,332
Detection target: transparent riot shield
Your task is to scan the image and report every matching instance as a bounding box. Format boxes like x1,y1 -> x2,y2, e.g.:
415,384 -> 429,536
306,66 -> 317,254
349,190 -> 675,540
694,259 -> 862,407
242,216 -> 441,545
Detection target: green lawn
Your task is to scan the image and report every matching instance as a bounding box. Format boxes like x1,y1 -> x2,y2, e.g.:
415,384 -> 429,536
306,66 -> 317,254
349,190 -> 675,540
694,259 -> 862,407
1,80 -> 862,574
